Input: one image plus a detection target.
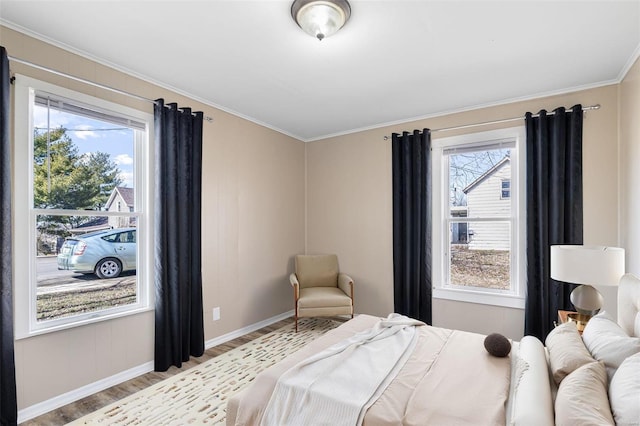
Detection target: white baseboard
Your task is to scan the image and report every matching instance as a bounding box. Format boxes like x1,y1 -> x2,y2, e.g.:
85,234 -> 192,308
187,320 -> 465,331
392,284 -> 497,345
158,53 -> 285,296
204,310 -> 294,349
17,310 -> 294,423
17,361 -> 154,424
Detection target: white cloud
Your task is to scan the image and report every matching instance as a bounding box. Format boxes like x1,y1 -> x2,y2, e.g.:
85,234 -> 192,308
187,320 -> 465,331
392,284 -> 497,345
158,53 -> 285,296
73,124 -> 98,140
118,171 -> 134,188
114,154 -> 134,166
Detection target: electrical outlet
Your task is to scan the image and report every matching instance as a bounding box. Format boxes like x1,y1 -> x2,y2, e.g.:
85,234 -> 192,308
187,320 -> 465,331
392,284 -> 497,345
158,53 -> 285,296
213,307 -> 220,321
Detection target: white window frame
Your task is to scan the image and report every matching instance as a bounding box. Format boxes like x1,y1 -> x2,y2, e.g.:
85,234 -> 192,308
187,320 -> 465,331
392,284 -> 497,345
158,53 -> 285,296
432,127 -> 526,309
13,75 -> 155,339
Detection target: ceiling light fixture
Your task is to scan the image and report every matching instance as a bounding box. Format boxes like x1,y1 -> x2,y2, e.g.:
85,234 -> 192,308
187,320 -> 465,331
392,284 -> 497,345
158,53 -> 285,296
291,0 -> 351,41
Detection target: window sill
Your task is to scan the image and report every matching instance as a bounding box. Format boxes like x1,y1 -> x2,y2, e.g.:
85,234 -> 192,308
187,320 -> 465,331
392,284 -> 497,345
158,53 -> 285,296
433,287 -> 525,309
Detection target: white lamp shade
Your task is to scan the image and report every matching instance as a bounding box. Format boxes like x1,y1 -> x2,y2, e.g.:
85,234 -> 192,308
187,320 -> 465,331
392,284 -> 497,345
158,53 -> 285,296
550,245 -> 625,287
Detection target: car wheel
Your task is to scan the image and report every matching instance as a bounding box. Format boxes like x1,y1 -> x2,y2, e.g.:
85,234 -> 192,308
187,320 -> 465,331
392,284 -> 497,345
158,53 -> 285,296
95,258 -> 122,279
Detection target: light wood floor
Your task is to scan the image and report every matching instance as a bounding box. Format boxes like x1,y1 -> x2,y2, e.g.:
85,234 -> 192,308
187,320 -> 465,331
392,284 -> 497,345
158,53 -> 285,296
21,317 -> 294,425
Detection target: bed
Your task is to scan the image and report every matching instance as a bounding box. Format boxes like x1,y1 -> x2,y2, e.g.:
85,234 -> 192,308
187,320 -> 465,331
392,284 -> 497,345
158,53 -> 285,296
227,273 -> 640,426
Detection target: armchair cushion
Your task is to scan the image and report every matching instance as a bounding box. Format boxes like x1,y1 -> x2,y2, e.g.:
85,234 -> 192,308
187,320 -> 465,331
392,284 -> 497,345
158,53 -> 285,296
295,255 -> 339,288
298,287 -> 352,309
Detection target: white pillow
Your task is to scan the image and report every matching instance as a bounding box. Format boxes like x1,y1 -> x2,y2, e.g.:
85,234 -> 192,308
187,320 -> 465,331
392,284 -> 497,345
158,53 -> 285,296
545,321 -> 594,385
507,336 -> 554,426
555,361 -> 614,426
582,311 -> 640,381
609,352 -> 640,426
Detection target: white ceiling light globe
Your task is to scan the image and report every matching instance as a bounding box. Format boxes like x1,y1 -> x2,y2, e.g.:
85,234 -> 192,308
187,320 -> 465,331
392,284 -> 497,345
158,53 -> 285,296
292,0 -> 351,41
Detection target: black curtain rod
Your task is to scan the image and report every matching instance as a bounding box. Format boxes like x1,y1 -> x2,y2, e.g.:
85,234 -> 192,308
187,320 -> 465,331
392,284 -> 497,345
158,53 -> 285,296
384,104 -> 600,140
8,55 -> 213,122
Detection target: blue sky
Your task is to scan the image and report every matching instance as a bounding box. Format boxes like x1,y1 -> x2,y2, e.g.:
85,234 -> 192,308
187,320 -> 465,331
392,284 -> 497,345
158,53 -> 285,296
33,105 -> 135,188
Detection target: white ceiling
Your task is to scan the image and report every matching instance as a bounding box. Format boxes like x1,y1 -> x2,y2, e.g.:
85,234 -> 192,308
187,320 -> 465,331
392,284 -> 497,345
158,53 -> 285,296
1,1 -> 639,141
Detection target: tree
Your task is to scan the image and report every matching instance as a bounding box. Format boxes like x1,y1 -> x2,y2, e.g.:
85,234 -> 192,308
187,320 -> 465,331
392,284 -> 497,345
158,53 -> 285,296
33,127 -> 122,210
33,127 -> 122,232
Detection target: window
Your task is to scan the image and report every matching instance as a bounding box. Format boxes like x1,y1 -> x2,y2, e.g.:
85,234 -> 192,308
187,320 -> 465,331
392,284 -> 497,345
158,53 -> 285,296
501,179 -> 511,199
432,127 -> 526,309
14,75 -> 154,338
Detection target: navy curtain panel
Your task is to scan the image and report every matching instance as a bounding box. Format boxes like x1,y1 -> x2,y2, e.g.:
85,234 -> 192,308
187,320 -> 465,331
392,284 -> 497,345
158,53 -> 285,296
524,105 -> 583,341
154,99 -> 205,371
392,129 -> 432,324
0,46 -> 17,426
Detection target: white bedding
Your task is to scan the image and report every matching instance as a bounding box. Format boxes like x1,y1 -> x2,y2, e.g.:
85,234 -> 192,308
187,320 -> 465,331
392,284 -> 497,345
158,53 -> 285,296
261,314 -> 424,426
229,315 -> 555,426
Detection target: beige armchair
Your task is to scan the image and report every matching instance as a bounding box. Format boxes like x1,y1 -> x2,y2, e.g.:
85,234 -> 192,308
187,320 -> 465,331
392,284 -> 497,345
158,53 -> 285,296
290,254 -> 354,332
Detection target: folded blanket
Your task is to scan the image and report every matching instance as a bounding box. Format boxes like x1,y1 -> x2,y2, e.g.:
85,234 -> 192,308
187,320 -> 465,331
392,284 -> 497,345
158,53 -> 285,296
260,314 -> 424,426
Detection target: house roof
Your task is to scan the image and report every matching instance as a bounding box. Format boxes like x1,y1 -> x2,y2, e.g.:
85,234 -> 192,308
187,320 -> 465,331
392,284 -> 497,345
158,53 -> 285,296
105,187 -> 134,210
116,187 -> 134,206
463,157 -> 510,194
1,2 -> 638,141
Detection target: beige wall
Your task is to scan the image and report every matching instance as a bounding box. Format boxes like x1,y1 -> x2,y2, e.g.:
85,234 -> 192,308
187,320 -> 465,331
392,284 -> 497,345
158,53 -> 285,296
306,84 -> 621,341
620,57 -> 640,277
2,26 -> 306,410
3,22 -> 635,415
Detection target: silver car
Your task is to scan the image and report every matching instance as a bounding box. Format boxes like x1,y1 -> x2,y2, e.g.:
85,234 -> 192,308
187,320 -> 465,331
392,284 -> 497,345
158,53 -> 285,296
57,228 -> 136,278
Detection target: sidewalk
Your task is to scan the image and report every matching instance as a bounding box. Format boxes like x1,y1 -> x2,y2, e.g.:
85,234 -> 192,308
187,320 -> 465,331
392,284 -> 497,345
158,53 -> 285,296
37,275 -> 136,295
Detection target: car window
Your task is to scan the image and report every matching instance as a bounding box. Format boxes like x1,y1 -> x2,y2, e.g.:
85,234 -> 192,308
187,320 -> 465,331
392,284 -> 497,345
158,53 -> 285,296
60,239 -> 78,252
126,231 -> 136,243
101,230 -> 136,243
62,239 -> 78,247
101,233 -> 119,243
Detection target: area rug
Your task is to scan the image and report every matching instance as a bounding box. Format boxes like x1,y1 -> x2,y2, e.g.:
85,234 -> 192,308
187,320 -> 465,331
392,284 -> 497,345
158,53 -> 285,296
70,318 -> 342,425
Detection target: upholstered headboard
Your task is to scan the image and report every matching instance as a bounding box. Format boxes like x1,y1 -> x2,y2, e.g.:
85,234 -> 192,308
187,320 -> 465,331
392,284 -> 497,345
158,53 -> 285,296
618,273 -> 640,337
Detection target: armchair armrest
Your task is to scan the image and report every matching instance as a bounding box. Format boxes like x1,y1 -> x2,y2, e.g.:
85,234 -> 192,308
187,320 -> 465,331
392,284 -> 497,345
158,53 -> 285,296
290,273 -> 300,300
338,273 -> 354,299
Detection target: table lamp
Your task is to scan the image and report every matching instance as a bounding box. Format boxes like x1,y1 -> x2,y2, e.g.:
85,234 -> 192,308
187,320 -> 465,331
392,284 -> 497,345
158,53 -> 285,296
550,245 -> 625,319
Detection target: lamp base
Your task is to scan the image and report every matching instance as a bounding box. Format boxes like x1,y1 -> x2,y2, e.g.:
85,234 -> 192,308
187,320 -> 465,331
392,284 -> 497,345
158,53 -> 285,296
566,312 -> 591,332
570,284 -> 604,316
